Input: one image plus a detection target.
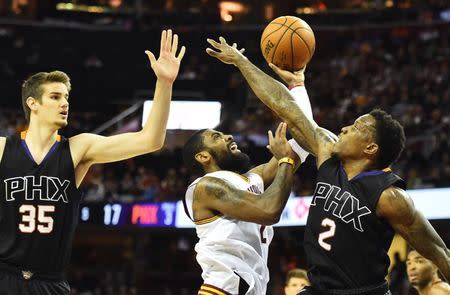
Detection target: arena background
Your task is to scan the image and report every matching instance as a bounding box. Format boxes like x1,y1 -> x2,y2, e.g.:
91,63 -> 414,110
0,0 -> 449,294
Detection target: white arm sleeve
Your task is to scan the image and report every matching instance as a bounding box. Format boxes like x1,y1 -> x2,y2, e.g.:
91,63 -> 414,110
288,86 -> 312,162
290,85 -> 313,120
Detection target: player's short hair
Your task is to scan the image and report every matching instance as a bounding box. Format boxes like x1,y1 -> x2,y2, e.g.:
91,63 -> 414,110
183,129 -> 208,175
285,268 -> 309,286
22,71 -> 71,121
370,109 -> 405,169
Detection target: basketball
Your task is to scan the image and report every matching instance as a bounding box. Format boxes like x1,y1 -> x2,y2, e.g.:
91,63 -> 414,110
260,16 -> 315,71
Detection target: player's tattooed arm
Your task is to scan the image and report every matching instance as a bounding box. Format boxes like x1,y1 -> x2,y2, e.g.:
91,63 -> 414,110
377,187 -> 450,282
206,37 -> 335,165
195,163 -> 294,225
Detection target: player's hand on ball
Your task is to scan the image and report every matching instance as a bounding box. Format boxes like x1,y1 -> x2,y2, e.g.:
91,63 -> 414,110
206,37 -> 246,66
267,122 -> 296,160
269,63 -> 306,87
145,29 -> 186,84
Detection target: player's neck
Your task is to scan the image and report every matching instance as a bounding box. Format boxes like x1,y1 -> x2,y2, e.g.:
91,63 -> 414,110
204,164 -> 222,174
341,158 -> 377,180
25,121 -> 59,149
416,276 -> 441,295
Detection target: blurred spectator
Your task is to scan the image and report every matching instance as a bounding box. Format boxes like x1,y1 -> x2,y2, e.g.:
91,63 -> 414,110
284,268 -> 310,295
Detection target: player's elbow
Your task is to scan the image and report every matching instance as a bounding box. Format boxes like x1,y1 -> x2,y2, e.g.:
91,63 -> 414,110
140,131 -> 165,153
260,211 -> 281,225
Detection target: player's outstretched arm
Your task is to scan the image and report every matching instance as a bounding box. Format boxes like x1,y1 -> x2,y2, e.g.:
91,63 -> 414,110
206,37 -> 334,166
195,123 -> 295,225
377,187 -> 450,282
70,30 -> 186,167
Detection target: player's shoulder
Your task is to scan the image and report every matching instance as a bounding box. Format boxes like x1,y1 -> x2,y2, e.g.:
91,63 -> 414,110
68,133 -> 100,166
69,132 -> 98,144
377,185 -> 414,221
68,132 -> 101,152
380,185 -> 409,201
429,282 -> 450,295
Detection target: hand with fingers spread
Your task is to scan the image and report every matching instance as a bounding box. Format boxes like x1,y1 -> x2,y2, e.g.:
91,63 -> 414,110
206,36 -> 246,66
145,29 -> 186,84
269,63 -> 306,88
267,122 -> 296,160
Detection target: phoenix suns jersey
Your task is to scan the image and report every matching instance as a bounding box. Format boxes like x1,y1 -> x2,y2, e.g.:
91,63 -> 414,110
0,132 -> 82,277
304,156 -> 404,293
184,170 -> 273,295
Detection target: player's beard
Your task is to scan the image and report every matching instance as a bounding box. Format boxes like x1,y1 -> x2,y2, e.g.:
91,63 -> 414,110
210,148 -> 250,174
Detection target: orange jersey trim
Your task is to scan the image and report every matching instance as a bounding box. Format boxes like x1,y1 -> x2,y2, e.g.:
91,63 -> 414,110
231,171 -> 250,183
199,284 -> 232,295
20,131 -> 61,142
194,214 -> 223,225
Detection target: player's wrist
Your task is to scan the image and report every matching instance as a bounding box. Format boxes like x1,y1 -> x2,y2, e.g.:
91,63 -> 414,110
288,82 -> 305,90
234,54 -> 248,67
278,157 -> 295,167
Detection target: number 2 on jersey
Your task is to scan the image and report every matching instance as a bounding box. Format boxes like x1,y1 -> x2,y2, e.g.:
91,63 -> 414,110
318,218 -> 336,251
19,205 -> 55,234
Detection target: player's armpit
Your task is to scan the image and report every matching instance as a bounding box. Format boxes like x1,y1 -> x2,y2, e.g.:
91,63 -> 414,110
377,187 -> 450,282
289,124 -> 335,168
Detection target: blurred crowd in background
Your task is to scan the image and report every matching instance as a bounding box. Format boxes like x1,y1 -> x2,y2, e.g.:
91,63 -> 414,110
0,1 -> 449,293
1,24 -> 448,205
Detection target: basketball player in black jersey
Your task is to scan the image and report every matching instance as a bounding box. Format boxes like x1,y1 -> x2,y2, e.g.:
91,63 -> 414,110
0,30 -> 185,294
206,37 -> 450,295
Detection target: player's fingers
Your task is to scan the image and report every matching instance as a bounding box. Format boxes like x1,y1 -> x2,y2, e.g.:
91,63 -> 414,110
166,29 -> 173,52
145,50 -> 156,66
171,33 -> 178,54
160,30 -> 167,53
219,36 -> 229,45
177,46 -> 186,61
294,65 -> 306,75
268,63 -> 281,74
267,130 -> 274,145
205,48 -> 220,58
275,122 -> 283,138
280,122 -> 287,138
207,38 -> 222,50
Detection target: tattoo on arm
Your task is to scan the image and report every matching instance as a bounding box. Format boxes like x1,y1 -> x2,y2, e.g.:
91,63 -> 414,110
381,188 -> 450,281
203,177 -> 239,204
236,59 -> 330,156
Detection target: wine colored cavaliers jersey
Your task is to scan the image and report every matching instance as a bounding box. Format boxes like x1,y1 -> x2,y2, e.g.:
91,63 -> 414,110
304,156 -> 404,292
0,132 -> 82,277
184,171 -> 273,295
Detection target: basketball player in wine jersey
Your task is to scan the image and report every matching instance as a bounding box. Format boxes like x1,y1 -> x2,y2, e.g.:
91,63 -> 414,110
183,96 -> 314,295
183,123 -> 297,295
0,30 -> 185,294
206,37 -> 449,295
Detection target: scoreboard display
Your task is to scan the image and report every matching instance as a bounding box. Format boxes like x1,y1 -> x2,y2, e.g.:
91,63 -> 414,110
78,188 -> 450,228
79,202 -> 178,228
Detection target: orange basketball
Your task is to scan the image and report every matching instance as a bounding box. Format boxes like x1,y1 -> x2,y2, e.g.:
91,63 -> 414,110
260,16 -> 315,71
